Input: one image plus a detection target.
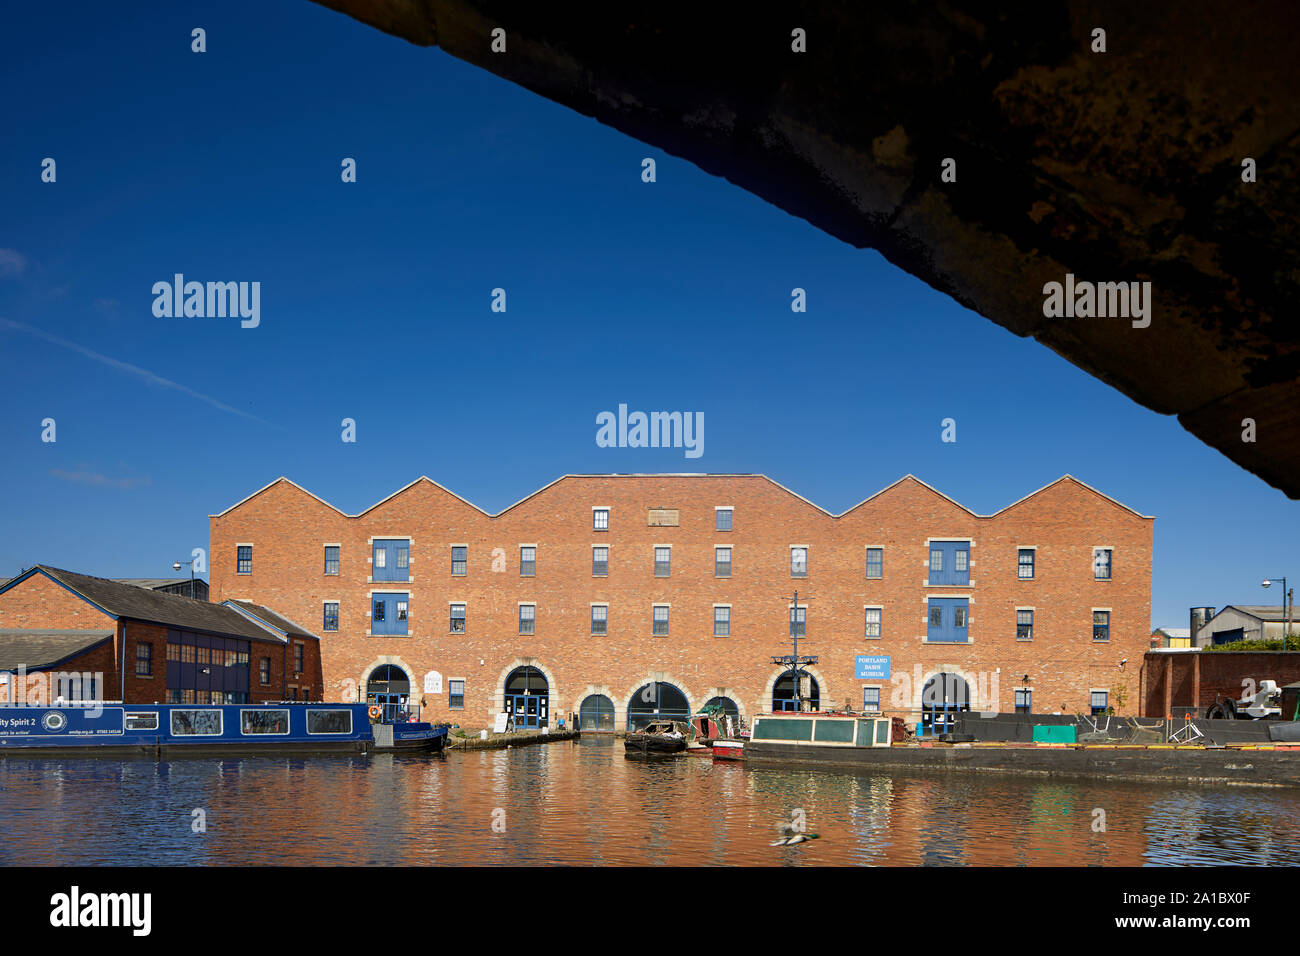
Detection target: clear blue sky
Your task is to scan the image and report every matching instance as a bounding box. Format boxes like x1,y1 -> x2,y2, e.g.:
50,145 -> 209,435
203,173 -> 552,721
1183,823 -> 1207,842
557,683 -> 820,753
1,1 -> 1294,628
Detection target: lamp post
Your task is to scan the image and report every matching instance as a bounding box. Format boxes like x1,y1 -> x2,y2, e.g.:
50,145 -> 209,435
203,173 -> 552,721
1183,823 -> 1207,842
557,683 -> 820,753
1263,577 -> 1292,652
173,559 -> 195,600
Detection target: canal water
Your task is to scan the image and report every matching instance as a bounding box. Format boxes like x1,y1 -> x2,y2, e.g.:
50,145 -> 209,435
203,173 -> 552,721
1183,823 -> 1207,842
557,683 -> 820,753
2,735 -> 1298,866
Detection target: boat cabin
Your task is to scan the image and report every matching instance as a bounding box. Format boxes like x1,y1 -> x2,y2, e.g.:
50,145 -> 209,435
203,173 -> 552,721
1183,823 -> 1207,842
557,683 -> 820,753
750,712 -> 892,748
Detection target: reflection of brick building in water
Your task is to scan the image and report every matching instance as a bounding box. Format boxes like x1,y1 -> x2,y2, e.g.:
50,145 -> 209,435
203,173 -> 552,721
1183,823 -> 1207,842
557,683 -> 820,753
209,473 -> 1151,731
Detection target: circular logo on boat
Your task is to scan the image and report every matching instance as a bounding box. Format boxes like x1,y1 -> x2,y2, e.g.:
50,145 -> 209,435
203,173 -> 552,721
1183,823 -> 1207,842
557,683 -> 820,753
41,711 -> 67,733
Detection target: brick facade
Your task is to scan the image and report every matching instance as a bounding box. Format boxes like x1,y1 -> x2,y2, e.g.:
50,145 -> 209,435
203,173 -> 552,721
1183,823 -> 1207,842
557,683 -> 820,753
209,474 -> 1153,727
1142,650 -> 1300,717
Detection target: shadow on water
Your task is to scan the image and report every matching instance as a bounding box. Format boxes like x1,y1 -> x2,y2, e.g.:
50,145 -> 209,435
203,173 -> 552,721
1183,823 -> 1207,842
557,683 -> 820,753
1,737 -> 1298,865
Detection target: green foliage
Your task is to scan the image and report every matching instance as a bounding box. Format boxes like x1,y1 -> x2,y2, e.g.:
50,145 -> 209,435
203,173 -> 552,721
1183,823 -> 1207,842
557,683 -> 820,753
1203,636 -> 1298,653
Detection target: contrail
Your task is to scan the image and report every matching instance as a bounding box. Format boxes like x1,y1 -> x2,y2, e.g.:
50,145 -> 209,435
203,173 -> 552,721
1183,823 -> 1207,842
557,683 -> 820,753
0,317 -> 282,429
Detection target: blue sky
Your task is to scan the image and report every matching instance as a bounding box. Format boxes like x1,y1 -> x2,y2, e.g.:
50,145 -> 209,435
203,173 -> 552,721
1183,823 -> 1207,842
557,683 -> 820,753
1,1 -> 1294,628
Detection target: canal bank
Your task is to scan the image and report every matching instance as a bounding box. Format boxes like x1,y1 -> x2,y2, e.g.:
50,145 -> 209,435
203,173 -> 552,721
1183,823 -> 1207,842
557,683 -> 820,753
744,741 -> 1300,788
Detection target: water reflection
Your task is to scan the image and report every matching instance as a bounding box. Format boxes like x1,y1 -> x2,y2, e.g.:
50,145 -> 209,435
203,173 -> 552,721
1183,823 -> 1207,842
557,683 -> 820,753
0,737 -> 1297,866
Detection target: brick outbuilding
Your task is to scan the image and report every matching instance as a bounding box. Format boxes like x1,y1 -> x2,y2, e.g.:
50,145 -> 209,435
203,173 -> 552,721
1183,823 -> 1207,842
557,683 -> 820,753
0,566 -> 323,704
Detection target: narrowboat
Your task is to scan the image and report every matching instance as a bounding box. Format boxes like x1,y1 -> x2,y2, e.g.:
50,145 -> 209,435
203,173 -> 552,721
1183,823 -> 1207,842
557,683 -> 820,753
624,719 -> 690,759
712,739 -> 745,761
0,702 -> 448,756
743,711 -> 894,764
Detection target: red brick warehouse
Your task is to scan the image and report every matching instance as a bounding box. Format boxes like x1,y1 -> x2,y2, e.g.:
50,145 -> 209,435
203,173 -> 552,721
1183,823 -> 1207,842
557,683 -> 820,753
208,473 -> 1152,732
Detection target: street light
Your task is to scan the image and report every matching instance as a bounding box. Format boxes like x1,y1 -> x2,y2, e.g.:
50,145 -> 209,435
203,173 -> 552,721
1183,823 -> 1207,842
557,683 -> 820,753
1262,577 -> 1292,652
173,559 -> 196,600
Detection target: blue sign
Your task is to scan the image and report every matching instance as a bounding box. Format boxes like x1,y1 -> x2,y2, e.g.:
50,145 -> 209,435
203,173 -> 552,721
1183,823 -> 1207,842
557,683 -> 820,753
855,655 -> 890,680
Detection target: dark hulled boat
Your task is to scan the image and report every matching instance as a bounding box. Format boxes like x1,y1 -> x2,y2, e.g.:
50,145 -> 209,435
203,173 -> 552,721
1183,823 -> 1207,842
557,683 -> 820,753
624,720 -> 690,759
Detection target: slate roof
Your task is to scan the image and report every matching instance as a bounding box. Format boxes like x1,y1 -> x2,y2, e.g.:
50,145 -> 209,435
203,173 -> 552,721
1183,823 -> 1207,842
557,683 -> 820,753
5,567 -> 295,645
223,601 -> 319,641
0,629 -> 115,671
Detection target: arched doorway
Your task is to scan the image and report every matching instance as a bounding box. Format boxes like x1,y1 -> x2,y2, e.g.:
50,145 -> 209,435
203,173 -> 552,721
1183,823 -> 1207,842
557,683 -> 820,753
772,670 -> 820,712
627,682 -> 690,730
366,664 -> 411,722
504,665 -> 549,729
921,672 -> 970,737
579,694 -> 615,732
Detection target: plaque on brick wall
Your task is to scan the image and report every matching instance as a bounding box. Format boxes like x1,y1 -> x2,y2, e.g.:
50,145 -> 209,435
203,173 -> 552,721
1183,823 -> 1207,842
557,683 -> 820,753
647,508 -> 680,526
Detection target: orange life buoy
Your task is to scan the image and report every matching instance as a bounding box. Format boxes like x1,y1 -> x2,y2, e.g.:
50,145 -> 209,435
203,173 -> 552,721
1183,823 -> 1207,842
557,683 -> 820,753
368,705 -> 382,720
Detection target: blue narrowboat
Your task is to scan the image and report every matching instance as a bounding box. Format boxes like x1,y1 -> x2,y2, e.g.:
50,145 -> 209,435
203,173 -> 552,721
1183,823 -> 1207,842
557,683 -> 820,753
0,702 -> 447,756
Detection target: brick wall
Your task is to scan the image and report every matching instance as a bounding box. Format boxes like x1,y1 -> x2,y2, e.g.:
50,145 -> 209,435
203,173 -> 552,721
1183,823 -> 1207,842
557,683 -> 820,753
1142,650 -> 1300,715
210,474 -> 1153,726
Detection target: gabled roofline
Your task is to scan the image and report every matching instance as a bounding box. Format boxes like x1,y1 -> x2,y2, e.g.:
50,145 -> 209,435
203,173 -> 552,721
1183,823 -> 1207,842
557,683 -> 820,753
991,475 -> 1154,520
210,473 -> 1152,522
839,474 -> 979,518
221,600 -> 321,643
0,567 -> 120,621
209,477 -> 348,519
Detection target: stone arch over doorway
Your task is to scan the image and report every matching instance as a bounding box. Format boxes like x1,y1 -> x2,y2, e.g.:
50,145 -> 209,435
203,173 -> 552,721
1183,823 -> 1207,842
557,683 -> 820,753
492,657 -> 560,727
761,665 -> 830,715
623,672 -> 697,731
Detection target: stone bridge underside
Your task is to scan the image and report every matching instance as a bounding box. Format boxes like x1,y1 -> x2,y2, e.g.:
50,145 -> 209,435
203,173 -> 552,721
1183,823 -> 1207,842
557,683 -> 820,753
313,1 -> 1300,497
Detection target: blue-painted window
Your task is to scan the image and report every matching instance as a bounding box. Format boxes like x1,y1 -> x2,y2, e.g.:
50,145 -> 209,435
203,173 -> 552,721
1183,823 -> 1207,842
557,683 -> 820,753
715,547 -> 731,577
716,508 -> 732,531
324,546 -> 339,576
519,604 -> 535,635
864,607 -> 881,639
451,546 -> 467,576
136,642 -> 153,677
450,604 -> 466,633
373,540 -> 409,582
294,643 -> 305,675
789,606 -> 806,638
929,541 -> 970,585
372,593 -> 409,636
865,548 -> 883,579
592,547 -> 608,576
653,606 -> 669,636
237,546 -> 252,575
1015,689 -> 1031,714
863,687 -> 881,712
449,679 -> 464,709
593,508 -> 609,531
1090,690 -> 1109,716
520,547 -> 536,576
591,605 -> 607,635
259,657 -> 271,685
1018,549 -> 1034,579
1016,609 -> 1033,641
324,602 -> 339,631
1093,611 -> 1110,642
1094,548 -> 1112,580
927,598 -> 970,643
714,606 -> 730,636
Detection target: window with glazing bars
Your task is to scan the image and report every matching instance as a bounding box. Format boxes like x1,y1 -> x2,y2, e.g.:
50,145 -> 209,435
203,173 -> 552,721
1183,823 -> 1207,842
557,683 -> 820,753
716,508 -> 732,531
1093,611 -> 1110,642
654,547 -> 671,577
864,607 -> 881,639
789,606 -> 806,637
452,546 -> 467,576
324,546 -> 339,575
519,605 -> 535,635
450,604 -> 466,633
520,547 -> 536,576
653,606 -> 669,636
324,602 -> 339,631
591,605 -> 607,635
592,547 -> 608,576
714,607 -> 730,636
1018,549 -> 1034,579
1016,609 -> 1033,641
237,546 -> 252,574
715,547 -> 731,577
865,548 -> 883,579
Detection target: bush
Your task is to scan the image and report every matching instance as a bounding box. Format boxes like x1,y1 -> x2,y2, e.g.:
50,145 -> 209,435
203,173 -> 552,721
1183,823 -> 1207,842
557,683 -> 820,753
1203,637 -> 1297,652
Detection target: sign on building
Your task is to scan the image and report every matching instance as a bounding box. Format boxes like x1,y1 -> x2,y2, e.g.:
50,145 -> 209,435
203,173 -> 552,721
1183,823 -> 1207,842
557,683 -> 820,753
424,670 -> 442,695
647,509 -> 680,526
855,655 -> 891,680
